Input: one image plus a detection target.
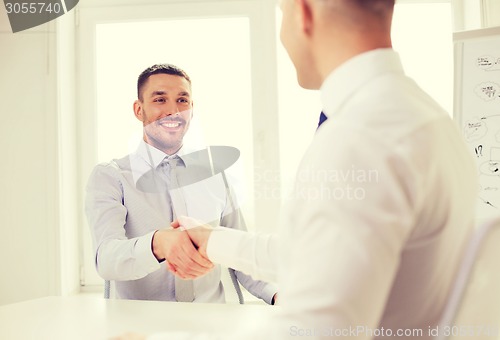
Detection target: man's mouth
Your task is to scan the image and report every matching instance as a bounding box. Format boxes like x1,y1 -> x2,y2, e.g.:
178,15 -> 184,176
160,121 -> 182,128
158,118 -> 184,129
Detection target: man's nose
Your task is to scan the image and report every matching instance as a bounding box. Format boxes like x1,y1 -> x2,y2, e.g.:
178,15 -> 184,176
165,102 -> 180,115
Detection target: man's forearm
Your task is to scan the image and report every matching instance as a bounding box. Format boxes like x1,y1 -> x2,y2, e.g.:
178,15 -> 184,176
96,231 -> 160,281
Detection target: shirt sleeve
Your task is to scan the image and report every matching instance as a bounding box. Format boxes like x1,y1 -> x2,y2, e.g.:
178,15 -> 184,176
234,270 -> 278,304
217,176 -> 279,303
207,227 -> 278,284
85,163 -> 161,281
217,209 -> 278,304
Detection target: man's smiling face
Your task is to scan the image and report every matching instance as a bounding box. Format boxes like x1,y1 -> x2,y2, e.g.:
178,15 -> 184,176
134,73 -> 193,155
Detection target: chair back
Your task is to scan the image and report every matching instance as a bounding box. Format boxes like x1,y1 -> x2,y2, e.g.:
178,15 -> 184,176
436,216 -> 500,340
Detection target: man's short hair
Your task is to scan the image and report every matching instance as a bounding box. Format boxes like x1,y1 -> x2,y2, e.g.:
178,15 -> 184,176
318,0 -> 395,27
351,0 -> 395,16
137,64 -> 192,101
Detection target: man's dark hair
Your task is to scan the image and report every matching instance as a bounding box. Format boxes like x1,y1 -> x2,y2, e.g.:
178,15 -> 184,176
137,64 -> 192,101
353,0 -> 395,17
320,0 -> 395,29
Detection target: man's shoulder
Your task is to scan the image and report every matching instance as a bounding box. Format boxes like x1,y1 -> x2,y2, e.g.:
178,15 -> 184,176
90,154 -> 132,178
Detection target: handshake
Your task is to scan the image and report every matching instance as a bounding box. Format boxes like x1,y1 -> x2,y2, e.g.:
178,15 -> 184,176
151,216 -> 216,279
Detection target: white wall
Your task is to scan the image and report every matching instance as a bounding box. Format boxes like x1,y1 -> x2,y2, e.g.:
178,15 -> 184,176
0,11 -> 59,305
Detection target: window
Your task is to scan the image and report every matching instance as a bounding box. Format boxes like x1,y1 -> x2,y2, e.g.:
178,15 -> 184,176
87,17 -> 254,286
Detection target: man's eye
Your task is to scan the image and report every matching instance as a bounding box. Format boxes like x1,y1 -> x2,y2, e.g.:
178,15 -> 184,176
154,98 -> 165,103
178,98 -> 188,103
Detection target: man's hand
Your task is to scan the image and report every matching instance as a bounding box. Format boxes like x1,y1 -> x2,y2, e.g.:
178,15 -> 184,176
152,227 -> 213,279
171,216 -> 214,259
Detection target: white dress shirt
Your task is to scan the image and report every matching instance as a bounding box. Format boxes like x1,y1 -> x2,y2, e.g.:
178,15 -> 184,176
146,49 -> 477,339
273,49 -> 477,339
85,141 -> 277,303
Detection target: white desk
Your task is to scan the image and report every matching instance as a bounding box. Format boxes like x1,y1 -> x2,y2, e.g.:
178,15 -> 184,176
0,296 -> 278,340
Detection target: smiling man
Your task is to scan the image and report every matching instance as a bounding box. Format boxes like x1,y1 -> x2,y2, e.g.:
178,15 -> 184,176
85,64 -> 277,304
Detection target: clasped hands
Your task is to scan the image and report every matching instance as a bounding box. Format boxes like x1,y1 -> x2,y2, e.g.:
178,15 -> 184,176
152,216 -> 214,279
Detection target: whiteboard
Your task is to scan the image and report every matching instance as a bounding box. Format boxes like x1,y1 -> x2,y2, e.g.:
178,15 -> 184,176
454,26 -> 500,220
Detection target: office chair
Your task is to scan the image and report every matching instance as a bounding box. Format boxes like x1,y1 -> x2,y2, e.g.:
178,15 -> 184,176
435,216 -> 500,340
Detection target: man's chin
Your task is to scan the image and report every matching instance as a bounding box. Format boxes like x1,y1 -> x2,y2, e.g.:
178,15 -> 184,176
144,136 -> 183,154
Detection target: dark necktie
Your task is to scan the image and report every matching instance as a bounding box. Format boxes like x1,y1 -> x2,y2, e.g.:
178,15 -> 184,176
317,111 -> 328,129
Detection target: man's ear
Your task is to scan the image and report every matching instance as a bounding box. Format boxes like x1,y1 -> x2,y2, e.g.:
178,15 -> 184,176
297,0 -> 314,36
133,100 -> 143,121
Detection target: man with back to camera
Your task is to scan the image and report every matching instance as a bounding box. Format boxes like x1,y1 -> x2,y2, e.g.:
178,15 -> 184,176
85,63 -> 277,304
116,0 -> 477,339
